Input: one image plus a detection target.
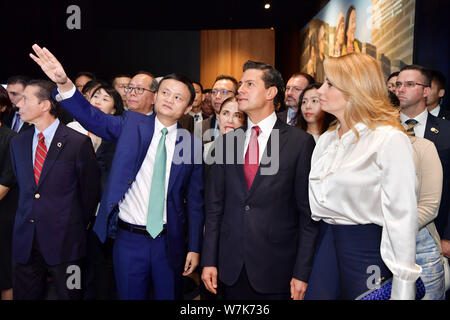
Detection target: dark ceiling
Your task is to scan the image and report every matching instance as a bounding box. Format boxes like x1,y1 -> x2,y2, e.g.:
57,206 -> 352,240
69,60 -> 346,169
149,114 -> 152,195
2,0 -> 329,31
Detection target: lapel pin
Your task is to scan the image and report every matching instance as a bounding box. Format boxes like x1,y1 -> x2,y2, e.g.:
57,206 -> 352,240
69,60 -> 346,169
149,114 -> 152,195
57,142 -> 62,147
431,127 -> 439,134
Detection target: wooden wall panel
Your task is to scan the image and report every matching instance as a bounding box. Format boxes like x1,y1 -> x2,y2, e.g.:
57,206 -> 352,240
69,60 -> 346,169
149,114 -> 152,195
200,29 -> 275,89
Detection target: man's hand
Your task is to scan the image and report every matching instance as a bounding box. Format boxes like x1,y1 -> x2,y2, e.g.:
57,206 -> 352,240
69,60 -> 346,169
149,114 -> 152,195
442,239 -> 450,257
29,44 -> 73,92
183,252 -> 200,276
290,278 -> 307,300
201,266 -> 218,295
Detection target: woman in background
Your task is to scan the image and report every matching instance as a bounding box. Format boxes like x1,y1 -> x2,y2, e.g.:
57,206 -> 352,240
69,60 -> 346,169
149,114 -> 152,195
342,6 -> 360,55
296,83 -> 335,142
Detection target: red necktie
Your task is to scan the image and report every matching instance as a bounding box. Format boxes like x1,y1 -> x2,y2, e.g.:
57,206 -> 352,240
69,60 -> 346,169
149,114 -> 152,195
244,126 -> 261,190
34,133 -> 48,184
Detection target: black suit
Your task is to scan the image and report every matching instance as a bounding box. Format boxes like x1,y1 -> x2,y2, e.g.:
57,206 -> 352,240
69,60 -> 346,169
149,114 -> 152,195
424,114 -> 450,240
201,118 -> 319,296
437,106 -> 450,121
3,111 -> 34,134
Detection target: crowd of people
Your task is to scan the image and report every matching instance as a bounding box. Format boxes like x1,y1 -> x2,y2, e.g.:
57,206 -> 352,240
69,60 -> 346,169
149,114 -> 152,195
0,44 -> 449,300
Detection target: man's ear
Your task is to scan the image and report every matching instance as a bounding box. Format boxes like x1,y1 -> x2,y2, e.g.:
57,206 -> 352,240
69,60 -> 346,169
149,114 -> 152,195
184,105 -> 192,115
41,99 -> 52,113
438,88 -> 445,98
423,86 -> 431,98
266,86 -> 278,101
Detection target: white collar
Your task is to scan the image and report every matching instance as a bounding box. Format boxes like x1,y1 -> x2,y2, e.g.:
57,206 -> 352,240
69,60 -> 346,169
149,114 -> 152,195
247,112 -> 277,137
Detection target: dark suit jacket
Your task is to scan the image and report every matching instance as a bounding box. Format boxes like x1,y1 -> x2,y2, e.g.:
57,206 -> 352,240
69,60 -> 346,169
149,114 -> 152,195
55,89 -> 204,271
178,114 -> 195,134
201,114 -> 217,143
10,122 -> 100,265
277,109 -> 288,124
424,114 -> 450,240
437,106 -> 450,121
3,111 -> 34,134
201,118 -> 319,294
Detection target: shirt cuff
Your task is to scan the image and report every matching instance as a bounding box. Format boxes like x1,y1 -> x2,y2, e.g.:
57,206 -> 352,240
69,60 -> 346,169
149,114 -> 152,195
391,276 -> 416,300
56,85 -> 76,101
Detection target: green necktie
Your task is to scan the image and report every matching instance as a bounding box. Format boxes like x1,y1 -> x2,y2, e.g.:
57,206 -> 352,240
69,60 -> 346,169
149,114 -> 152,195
147,127 -> 168,238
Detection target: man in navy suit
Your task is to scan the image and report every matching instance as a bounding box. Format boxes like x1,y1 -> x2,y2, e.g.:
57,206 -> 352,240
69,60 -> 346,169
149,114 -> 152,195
30,44 -> 204,300
201,61 -> 319,300
427,69 -> 450,120
4,75 -> 34,134
10,80 -> 100,300
397,65 -> 450,260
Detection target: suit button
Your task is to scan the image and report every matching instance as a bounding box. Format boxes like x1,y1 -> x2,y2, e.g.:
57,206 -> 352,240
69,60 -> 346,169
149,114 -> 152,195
30,219 -> 35,223
35,194 -> 40,199
245,205 -> 250,211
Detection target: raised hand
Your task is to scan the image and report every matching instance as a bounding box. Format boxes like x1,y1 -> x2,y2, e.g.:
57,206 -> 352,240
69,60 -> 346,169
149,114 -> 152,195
30,44 -> 70,86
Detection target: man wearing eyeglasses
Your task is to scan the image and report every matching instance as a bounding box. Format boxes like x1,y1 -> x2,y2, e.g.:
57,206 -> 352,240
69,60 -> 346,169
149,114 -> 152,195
201,75 -> 238,143
397,65 -> 450,269
124,71 -> 158,115
278,73 -> 314,126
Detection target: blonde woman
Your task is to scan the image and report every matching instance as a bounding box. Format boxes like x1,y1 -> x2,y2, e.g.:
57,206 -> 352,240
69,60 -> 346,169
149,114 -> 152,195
308,53 -> 421,300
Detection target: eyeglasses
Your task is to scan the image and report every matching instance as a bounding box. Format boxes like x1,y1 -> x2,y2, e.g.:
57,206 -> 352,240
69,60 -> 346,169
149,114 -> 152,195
211,89 -> 235,96
124,86 -> 154,95
394,81 -> 429,89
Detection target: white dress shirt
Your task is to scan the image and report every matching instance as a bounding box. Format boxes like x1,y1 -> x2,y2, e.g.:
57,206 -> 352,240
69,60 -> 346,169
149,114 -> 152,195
309,123 -> 421,300
400,109 -> 428,138
428,105 -> 440,117
118,117 -> 177,226
244,112 -> 278,163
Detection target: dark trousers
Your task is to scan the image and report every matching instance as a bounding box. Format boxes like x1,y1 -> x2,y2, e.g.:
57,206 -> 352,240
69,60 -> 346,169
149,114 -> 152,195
224,265 -> 290,300
113,223 -> 182,300
13,236 -> 84,300
305,222 -> 392,300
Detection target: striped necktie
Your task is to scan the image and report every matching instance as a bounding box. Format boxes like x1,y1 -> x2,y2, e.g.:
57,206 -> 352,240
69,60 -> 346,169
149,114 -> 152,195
34,133 -> 48,184
405,119 -> 418,136
147,127 -> 168,238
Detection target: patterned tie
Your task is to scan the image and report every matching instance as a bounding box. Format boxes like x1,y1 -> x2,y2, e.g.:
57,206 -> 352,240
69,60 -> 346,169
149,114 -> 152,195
34,133 -> 48,184
194,114 -> 199,122
147,127 -> 168,238
405,119 -> 418,136
244,126 -> 261,190
12,113 -> 21,132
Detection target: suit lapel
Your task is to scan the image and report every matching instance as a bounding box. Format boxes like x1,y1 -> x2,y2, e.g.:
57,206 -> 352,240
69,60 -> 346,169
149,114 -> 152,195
424,113 -> 440,143
167,124 -> 185,195
37,123 -> 67,188
20,129 -> 36,187
136,115 -> 155,174
247,118 -> 288,196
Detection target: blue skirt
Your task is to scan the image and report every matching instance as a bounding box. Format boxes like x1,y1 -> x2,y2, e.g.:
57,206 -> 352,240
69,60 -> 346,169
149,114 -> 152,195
305,222 -> 392,300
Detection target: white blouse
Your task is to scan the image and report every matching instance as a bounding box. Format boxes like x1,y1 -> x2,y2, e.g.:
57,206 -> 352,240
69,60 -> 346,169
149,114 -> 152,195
309,123 -> 422,300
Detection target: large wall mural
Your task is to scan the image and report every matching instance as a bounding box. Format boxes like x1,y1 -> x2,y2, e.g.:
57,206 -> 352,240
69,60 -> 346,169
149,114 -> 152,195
300,0 -> 416,82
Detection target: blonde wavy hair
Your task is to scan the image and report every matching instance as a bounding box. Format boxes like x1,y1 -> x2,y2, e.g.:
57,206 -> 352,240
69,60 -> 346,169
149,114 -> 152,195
324,53 -> 405,140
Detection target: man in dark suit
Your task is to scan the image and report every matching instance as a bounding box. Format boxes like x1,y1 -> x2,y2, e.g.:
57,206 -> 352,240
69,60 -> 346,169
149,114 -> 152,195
201,60 -> 319,300
201,75 -> 238,143
277,72 -> 314,126
10,80 -> 100,300
397,65 -> 450,260
4,75 -> 34,134
30,44 -> 204,300
427,69 -> 450,120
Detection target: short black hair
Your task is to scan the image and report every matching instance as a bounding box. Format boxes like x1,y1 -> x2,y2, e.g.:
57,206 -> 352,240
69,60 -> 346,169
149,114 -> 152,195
243,60 -> 285,107
91,85 -> 125,116
400,65 -> 432,87
214,75 -> 238,92
157,73 -> 195,106
75,71 -> 96,81
26,79 -> 59,117
7,75 -> 31,87
192,81 -> 204,92
81,79 -> 109,98
203,88 -> 212,94
430,69 -> 446,90
387,71 -> 400,82
289,72 -> 315,85
111,74 -> 131,85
